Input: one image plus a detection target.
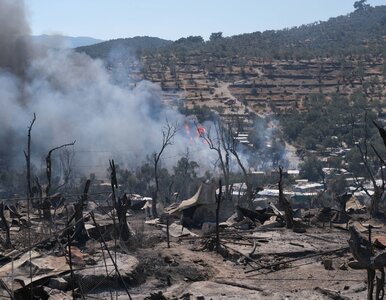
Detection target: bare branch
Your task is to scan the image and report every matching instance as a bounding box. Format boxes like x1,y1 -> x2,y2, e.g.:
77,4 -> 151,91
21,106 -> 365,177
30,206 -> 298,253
356,142 -> 377,188
46,140 -> 76,196
25,113 -> 36,198
152,120 -> 178,218
354,175 -> 371,197
373,121 -> 386,149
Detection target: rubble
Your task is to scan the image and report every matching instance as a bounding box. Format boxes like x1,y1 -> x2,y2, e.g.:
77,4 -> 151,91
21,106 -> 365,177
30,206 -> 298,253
0,164 -> 383,300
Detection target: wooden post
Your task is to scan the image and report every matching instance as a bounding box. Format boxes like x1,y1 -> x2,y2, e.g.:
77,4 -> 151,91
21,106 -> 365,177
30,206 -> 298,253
11,258 -> 14,299
66,207 -> 75,300
166,219 -> 170,248
368,224 -> 373,255
216,179 -> 222,253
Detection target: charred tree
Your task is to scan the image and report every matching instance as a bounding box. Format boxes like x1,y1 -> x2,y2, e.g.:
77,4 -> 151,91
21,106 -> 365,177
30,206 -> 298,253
0,202 -> 11,248
23,113 -> 36,289
278,167 -> 294,229
45,141 -> 76,196
355,121 -> 386,217
109,160 -> 132,242
116,193 -> 131,242
24,113 -> 36,217
199,120 -> 232,203
72,179 -> 90,244
226,123 -> 254,209
152,121 -> 177,218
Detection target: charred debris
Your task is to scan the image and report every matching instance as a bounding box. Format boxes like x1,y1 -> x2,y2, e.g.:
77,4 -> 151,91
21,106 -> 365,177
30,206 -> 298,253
1,115 -> 386,299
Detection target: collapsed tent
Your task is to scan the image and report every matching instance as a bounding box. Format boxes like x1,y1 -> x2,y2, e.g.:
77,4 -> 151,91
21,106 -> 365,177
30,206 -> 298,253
165,182 -> 234,227
345,195 -> 367,214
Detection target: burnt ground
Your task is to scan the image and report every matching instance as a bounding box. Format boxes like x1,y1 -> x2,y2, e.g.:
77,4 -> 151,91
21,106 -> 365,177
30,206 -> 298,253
0,210 -> 383,299
131,228 -> 367,300
85,214 -> 376,300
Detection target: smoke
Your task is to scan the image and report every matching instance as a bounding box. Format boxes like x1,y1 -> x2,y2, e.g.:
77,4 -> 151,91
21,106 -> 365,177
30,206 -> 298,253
0,0 -> 298,184
0,0 -> 30,75
0,0 -> 217,178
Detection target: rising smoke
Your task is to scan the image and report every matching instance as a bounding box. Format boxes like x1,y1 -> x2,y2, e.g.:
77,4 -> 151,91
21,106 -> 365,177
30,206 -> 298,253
0,0 -> 214,177
0,0 -> 30,75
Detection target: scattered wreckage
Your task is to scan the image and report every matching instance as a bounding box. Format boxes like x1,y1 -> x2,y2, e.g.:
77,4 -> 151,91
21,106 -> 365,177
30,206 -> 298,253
0,163 -> 385,299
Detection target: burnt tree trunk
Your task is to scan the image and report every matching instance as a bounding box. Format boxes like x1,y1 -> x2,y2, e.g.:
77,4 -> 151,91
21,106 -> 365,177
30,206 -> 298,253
116,194 -> 131,242
110,160 -> 132,242
370,186 -> 382,218
45,141 -> 76,197
72,179 -> 90,244
151,122 -> 177,218
0,203 -> 11,248
24,113 -> 36,223
278,167 -> 293,229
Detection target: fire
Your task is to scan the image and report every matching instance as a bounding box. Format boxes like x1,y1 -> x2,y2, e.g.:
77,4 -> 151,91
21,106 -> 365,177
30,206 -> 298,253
197,126 -> 206,137
183,121 -> 206,144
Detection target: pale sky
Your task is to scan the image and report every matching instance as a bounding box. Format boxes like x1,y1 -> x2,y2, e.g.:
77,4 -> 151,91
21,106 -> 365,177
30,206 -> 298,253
27,0 -> 386,41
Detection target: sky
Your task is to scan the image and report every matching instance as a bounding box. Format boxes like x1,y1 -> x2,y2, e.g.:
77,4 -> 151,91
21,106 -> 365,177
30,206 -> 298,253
28,0 -> 386,41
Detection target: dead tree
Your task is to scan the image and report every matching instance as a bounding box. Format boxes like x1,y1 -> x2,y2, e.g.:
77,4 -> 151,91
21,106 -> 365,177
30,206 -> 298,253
199,119 -> 232,203
72,179 -> 90,244
59,147 -> 76,192
23,113 -> 36,289
226,123 -> 254,209
278,167 -> 294,229
109,160 -> 132,242
116,194 -> 132,242
355,121 -> 386,217
45,141 -> 76,196
0,202 -> 11,248
152,121 -> 177,218
24,113 -> 36,216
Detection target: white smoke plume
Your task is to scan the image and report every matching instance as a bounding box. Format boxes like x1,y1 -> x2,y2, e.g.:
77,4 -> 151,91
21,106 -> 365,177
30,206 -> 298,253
0,0 -> 215,177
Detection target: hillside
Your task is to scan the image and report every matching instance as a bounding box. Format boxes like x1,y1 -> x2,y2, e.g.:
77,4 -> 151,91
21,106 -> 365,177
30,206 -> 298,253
76,36 -> 173,60
31,35 -> 103,48
77,5 -> 386,121
79,5 -> 386,60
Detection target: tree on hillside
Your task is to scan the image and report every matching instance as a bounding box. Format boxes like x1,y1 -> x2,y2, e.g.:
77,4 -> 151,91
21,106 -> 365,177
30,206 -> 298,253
354,0 -> 370,11
299,155 -> 324,182
209,32 -> 223,41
